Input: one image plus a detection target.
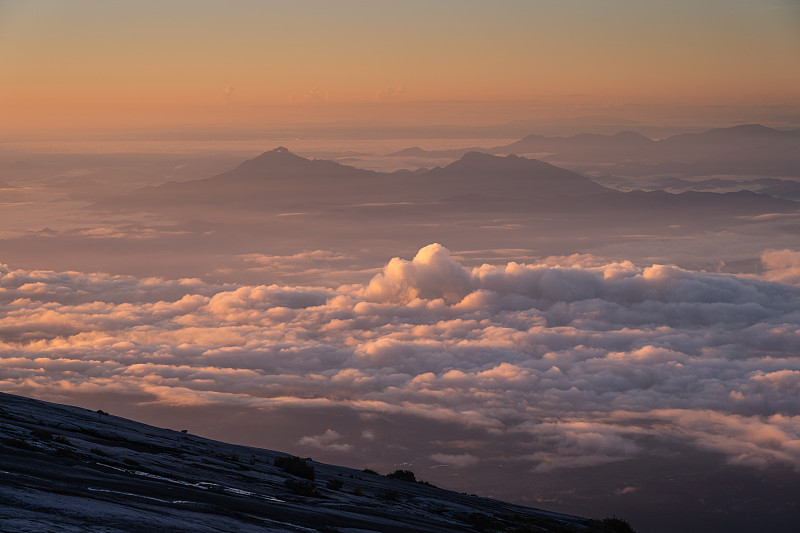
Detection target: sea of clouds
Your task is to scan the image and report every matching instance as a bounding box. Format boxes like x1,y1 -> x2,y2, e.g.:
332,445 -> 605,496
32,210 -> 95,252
1,244 -> 799,472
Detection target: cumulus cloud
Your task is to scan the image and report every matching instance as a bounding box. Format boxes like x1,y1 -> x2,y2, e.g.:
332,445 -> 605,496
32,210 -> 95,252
298,429 -> 353,452
362,243 -> 471,303
759,249 -> 800,285
1,244 -> 799,473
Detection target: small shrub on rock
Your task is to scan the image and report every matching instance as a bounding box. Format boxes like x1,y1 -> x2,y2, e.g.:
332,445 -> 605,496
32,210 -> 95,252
275,455 -> 315,480
379,489 -> 399,501
284,478 -> 319,497
386,469 -> 416,482
601,516 -> 637,533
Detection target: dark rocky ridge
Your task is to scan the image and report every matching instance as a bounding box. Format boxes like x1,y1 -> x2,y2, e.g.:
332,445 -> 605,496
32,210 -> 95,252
0,392 -> 634,532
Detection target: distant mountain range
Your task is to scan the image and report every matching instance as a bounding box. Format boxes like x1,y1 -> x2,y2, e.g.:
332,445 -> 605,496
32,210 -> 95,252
95,148 -> 613,212
0,392 -> 633,533
95,146 -> 799,216
388,124 -> 800,177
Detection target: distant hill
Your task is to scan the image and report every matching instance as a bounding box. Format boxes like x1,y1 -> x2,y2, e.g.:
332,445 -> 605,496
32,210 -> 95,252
387,146 -> 482,159
95,146 -> 798,219
0,392 -> 633,533
498,131 -> 654,160
417,151 -> 611,198
95,146 -> 395,211
387,124 -> 800,177
386,130 -> 655,161
94,148 -> 614,213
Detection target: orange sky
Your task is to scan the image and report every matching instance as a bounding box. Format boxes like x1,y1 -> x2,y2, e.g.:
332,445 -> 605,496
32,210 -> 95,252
1,0 -> 799,137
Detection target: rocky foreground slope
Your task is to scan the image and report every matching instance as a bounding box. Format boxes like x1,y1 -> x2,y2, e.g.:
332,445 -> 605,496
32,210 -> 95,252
0,392 -> 633,532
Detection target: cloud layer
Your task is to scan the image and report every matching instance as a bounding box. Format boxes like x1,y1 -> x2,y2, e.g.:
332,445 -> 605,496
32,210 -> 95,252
1,244 -> 799,473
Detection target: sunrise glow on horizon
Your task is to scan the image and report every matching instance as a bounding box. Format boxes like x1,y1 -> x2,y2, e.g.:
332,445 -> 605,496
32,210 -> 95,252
2,0 -> 799,136
2,3 -> 800,532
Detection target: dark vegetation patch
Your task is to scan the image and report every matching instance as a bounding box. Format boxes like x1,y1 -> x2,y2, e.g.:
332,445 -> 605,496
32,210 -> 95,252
53,447 -> 78,458
2,438 -> 38,451
274,455 -> 315,480
386,469 -> 416,482
378,489 -> 400,501
600,516 -> 637,533
284,478 -> 320,497
30,428 -> 53,440
386,469 -> 436,487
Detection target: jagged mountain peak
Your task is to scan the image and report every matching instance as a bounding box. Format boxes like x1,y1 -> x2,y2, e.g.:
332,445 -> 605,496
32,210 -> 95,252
224,147 -> 376,180
245,146 -> 310,165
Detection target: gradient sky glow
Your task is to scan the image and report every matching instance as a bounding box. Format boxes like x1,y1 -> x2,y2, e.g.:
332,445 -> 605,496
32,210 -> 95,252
2,0 -> 799,135
2,5 -> 800,531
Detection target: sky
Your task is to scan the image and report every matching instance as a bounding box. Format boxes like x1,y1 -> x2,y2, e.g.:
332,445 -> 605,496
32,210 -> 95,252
1,0 -> 799,136
1,3 -> 800,532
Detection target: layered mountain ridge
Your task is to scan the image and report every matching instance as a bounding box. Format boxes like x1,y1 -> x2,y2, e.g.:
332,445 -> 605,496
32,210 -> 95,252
95,144 -> 798,215
387,124 -> 800,177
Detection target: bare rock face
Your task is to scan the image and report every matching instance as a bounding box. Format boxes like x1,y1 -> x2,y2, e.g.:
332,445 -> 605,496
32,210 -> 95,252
0,392 -> 632,533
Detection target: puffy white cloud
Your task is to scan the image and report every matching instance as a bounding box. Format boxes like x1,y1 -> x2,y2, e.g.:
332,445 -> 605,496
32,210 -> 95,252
1,245 -> 799,473
362,243 -> 471,303
298,429 -> 354,452
760,249 -> 800,285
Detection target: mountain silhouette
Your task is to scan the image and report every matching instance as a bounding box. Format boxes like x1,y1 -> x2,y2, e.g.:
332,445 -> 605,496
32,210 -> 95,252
95,148 -> 613,213
499,131 -> 654,159
219,146 -> 376,181
97,147 -> 393,211
93,146 -> 798,219
418,152 -> 611,198
387,124 -> 800,176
